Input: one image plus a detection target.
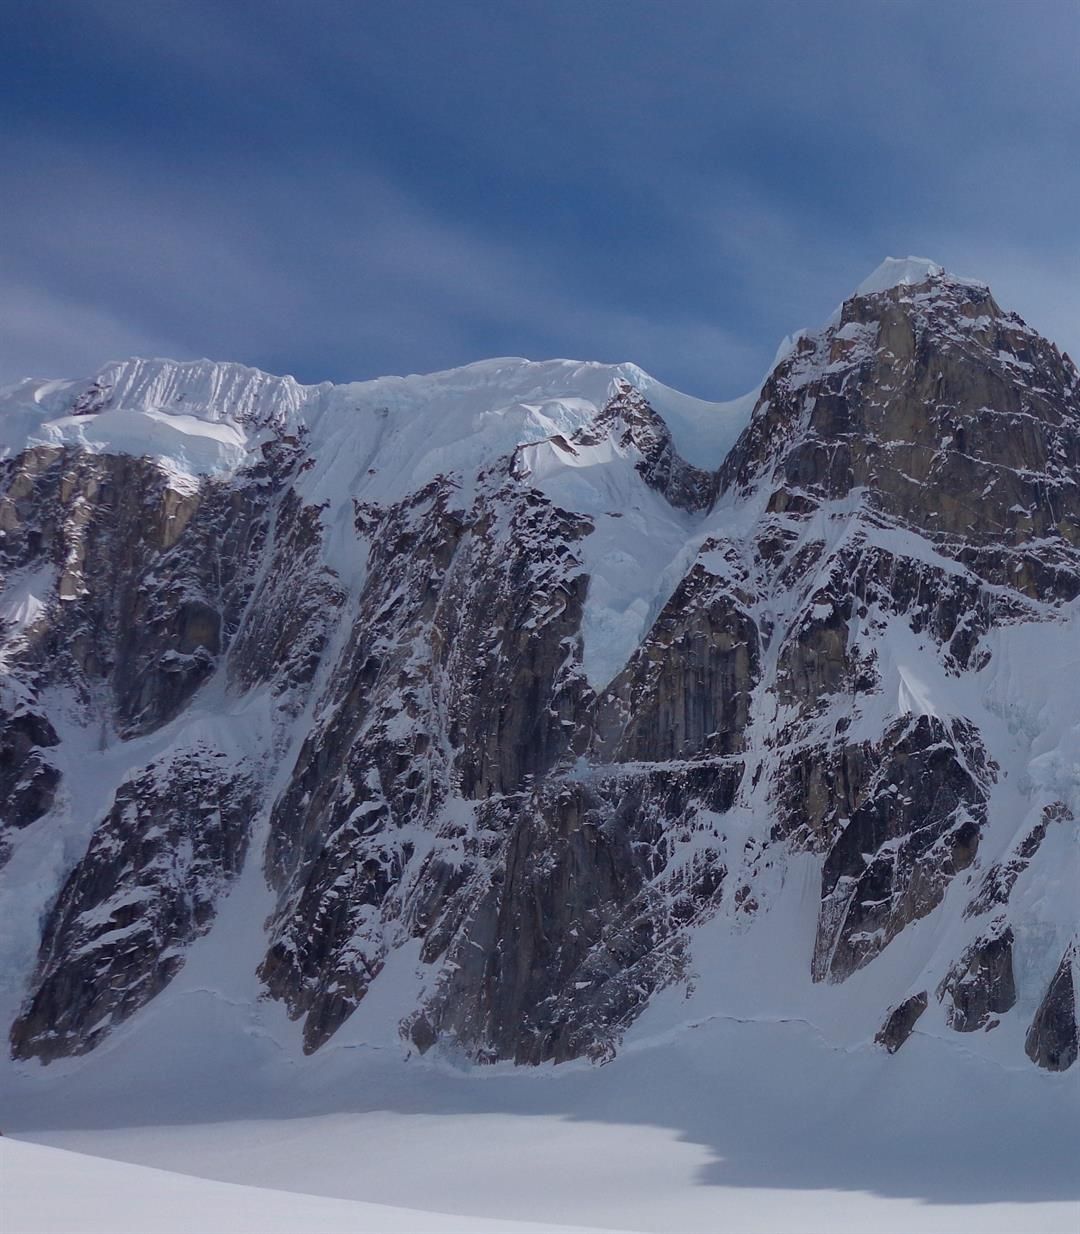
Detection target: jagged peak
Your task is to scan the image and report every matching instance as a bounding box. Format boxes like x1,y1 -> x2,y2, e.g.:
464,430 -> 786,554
2,260 -> 1064,506
793,259 -> 1003,384
717,251 -> 1080,508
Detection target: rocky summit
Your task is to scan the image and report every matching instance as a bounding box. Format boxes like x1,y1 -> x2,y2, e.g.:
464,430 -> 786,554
1,258 -> 1077,1074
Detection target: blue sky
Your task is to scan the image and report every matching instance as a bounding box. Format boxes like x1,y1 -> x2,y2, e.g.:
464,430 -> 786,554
2,0 -> 1078,397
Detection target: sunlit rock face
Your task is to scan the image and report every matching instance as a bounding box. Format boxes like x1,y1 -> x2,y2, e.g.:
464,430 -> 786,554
3,263 -> 1078,1071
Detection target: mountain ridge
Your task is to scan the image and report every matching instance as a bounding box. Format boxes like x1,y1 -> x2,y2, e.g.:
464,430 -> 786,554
1,258 -> 1077,1078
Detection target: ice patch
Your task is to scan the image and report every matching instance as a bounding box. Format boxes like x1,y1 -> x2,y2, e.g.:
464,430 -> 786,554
0,563 -> 55,632
620,365 -> 759,469
856,256 -> 944,296
32,408 -> 256,479
1,356 -> 761,504
897,664 -> 939,718
518,432 -> 702,689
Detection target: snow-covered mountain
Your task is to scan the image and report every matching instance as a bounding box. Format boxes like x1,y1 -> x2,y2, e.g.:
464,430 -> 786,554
1,256 -> 1077,1087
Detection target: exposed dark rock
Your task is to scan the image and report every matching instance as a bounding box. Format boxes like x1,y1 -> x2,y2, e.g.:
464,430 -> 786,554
875,991 -> 928,1053
1024,946 -> 1077,1071
964,802 -> 1069,919
593,562 -> 760,762
10,749 -> 258,1062
227,486 -> 344,703
258,476 -> 596,1051
937,922 -> 1017,1032
0,445 -> 282,735
411,761 -> 743,1064
812,715 -> 989,982
720,272 -> 1080,621
0,702 -> 60,833
580,381 -> 717,512
71,378 -> 111,417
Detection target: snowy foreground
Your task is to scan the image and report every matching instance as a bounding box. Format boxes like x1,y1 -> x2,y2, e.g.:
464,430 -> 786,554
3,1138 -> 625,1234
5,1119 -> 1076,1234
4,833 -> 1077,1233
4,1009 -> 1077,1234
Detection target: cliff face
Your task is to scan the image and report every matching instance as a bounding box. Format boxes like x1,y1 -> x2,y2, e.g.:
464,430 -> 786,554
2,262 -> 1077,1072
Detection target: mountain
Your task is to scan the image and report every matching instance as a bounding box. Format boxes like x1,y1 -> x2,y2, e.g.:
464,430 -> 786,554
0,256 -> 1077,1082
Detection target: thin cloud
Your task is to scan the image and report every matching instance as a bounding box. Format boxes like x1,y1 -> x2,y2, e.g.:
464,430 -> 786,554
1,2 -> 1076,392
0,282 -> 188,385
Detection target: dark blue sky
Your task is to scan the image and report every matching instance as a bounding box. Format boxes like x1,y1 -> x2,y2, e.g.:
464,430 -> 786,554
2,0 -> 1078,396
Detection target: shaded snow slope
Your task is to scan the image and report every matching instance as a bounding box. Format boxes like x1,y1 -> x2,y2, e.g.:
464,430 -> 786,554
4,1011 -> 1077,1234
2,1138 -> 626,1234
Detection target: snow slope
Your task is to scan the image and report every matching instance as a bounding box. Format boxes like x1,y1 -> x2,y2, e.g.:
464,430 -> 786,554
1,1138 -> 628,1234
4,1009 -> 1077,1234
0,355 -> 756,500
3,729 -> 1076,1233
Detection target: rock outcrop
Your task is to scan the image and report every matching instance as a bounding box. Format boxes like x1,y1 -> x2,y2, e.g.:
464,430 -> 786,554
0,700 -> 60,839
875,991 -> 929,1053
10,748 -> 258,1061
1025,946 -> 1078,1072
937,921 -> 1017,1033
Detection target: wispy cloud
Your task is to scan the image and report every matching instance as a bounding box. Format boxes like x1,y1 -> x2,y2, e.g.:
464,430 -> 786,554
0,282 -> 188,385
2,0 -> 1076,392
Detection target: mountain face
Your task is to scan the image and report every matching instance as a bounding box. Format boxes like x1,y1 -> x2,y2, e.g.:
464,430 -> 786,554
1,258 -> 1077,1075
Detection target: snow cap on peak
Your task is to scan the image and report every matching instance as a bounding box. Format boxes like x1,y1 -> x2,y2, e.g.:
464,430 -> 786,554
855,256 -> 944,297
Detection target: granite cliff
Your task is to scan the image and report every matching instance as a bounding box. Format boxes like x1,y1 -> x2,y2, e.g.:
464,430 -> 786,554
2,259 -> 1076,1074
